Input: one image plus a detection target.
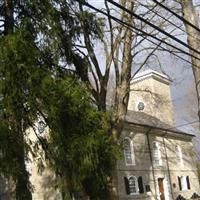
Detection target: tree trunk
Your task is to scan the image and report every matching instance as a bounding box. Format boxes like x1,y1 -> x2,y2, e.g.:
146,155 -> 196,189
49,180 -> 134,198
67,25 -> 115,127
15,124 -> 32,200
109,1 -> 134,199
180,0 -> 200,121
4,0 -> 14,34
112,0 -> 133,141
4,1 -> 32,198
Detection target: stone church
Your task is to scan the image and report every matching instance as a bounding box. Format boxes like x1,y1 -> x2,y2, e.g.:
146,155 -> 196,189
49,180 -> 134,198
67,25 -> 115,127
0,70 -> 200,200
118,69 -> 200,200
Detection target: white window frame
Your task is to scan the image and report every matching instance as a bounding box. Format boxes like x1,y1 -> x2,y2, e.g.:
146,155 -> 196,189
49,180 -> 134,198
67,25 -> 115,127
124,137 -> 135,166
128,176 -> 139,195
176,145 -> 183,167
180,176 -> 187,191
152,141 -> 162,166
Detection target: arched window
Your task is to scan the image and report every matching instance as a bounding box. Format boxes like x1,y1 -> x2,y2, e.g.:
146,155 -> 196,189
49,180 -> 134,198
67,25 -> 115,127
38,120 -> 46,134
124,176 -> 144,195
124,137 -> 135,165
176,145 -> 183,167
25,160 -> 32,175
152,141 -> 162,166
129,176 -> 138,194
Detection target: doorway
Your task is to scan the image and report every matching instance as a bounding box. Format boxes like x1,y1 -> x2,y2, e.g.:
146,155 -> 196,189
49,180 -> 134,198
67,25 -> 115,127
158,178 -> 165,200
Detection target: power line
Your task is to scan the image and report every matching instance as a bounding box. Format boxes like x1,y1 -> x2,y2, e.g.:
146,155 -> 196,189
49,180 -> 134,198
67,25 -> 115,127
135,0 -> 200,44
74,0 -> 200,132
171,120 -> 199,130
76,0 -> 200,69
79,0 -> 200,50
107,0 -> 200,56
152,0 -> 200,34
104,8 -> 200,69
115,21 -> 200,68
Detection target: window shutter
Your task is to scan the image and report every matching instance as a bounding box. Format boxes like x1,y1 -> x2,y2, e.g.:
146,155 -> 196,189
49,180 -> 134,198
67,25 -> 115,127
186,176 -> 191,190
138,176 -> 144,193
124,177 -> 130,195
145,185 -> 151,192
178,176 -> 182,191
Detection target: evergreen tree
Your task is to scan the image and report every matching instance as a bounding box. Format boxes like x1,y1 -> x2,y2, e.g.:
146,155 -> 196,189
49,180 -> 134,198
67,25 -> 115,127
39,76 -> 120,199
0,1 -> 120,199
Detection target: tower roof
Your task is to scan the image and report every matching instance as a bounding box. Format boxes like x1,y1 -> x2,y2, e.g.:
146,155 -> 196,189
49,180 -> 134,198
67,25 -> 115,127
131,69 -> 172,85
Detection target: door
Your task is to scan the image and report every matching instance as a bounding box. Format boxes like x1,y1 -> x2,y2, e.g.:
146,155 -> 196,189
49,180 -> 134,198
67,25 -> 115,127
158,178 -> 165,200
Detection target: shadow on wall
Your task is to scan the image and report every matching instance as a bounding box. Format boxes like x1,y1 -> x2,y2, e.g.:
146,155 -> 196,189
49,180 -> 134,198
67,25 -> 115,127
0,176 -> 14,200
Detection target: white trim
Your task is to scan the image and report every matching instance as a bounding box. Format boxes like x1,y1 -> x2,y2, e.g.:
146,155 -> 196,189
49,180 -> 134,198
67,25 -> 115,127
155,175 -> 171,200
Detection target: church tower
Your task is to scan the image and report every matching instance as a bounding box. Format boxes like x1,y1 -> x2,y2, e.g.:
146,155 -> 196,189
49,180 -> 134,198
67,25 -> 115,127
128,70 -> 174,126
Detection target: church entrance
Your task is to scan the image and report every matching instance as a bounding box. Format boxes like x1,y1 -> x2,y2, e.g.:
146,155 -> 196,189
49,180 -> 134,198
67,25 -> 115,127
158,178 -> 165,200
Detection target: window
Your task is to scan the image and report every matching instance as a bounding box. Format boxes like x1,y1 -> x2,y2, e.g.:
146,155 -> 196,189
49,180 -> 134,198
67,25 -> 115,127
176,145 -> 183,167
38,120 -> 46,134
124,176 -> 144,195
25,160 -> 32,175
152,141 -> 162,166
145,185 -> 151,192
178,176 -> 190,191
124,137 -> 135,165
129,176 -> 138,194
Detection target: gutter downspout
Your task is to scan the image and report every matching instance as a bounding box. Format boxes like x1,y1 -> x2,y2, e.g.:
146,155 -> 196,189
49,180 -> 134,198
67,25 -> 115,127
163,134 -> 174,200
146,129 -> 157,198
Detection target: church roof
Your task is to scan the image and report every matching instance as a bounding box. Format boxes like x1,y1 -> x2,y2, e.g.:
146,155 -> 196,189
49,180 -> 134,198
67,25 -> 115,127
125,110 -> 194,137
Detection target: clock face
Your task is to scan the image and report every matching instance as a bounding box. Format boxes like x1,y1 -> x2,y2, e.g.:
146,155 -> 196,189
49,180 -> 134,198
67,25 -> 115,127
137,102 -> 145,111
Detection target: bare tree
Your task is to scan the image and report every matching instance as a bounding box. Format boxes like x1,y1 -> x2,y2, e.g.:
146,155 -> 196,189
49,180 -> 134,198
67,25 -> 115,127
77,0 -> 177,139
74,1 -> 179,198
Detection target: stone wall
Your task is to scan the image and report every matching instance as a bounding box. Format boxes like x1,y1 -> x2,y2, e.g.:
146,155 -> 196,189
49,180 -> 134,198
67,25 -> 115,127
117,127 -> 200,200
